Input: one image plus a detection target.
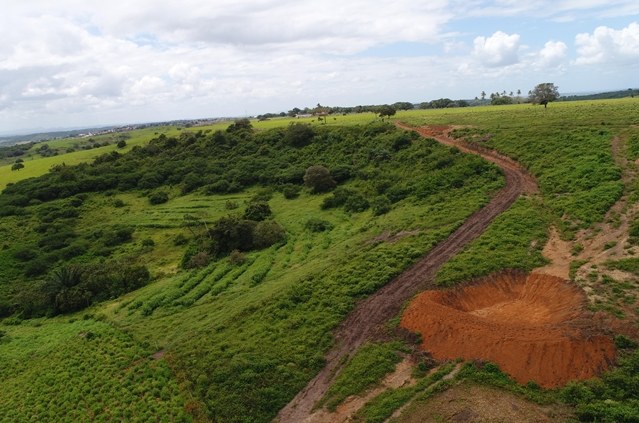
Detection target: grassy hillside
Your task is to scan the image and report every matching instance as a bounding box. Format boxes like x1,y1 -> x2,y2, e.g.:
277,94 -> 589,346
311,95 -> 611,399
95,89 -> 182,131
1,99 -> 638,422
0,120 -> 503,421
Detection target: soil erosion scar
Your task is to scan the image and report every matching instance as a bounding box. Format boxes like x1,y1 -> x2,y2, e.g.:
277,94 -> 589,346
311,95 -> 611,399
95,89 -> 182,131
401,271 -> 615,388
276,124 -> 538,423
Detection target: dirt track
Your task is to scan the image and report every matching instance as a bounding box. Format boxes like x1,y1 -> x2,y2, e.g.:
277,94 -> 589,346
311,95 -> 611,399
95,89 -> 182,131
276,125 -> 538,422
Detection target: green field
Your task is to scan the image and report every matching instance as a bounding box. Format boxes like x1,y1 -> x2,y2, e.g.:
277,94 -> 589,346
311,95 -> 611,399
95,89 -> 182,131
2,99 -> 639,422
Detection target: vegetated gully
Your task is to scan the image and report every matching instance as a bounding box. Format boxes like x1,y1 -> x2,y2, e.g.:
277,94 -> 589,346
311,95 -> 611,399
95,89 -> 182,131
276,124 -> 539,423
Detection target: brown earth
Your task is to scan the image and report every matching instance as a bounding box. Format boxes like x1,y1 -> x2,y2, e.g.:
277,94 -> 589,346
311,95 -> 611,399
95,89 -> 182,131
303,356 -> 417,423
393,382 -> 574,423
401,271 -> 616,388
276,125 -> 538,422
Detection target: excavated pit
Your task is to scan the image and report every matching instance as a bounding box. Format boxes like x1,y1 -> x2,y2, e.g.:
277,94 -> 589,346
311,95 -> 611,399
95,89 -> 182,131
400,271 -> 616,388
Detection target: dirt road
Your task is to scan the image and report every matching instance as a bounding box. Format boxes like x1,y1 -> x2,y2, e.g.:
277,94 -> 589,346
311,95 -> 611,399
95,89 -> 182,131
276,124 -> 538,423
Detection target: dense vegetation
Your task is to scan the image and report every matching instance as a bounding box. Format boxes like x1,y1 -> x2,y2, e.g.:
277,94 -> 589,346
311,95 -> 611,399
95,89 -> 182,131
0,119 -> 503,422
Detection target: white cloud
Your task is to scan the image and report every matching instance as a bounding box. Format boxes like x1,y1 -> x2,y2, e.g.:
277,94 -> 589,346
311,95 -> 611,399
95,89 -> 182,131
575,22 -> 639,65
1,1 -> 639,133
473,31 -> 521,67
538,41 -> 568,67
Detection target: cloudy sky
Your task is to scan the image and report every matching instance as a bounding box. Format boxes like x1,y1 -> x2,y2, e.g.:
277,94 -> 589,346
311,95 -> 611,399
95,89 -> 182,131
1,1 -> 639,134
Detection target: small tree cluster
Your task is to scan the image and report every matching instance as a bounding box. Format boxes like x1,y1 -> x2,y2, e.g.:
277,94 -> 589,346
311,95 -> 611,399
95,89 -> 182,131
304,165 -> 336,193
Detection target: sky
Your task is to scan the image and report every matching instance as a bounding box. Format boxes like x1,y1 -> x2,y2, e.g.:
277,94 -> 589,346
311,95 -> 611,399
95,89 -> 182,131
1,1 -> 639,134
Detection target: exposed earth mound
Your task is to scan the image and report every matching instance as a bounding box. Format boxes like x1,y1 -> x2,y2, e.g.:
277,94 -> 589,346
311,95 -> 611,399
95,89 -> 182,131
401,271 -> 615,387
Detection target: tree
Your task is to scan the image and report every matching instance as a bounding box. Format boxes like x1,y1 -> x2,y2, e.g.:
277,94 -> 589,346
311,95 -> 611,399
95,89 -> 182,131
530,83 -> 559,108
284,123 -> 314,147
116,139 -> 127,148
11,162 -> 24,171
304,165 -> 336,193
481,91 -> 486,100
378,105 -> 396,120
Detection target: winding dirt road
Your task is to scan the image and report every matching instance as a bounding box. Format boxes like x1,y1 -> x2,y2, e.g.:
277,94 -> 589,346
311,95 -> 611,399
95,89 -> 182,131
276,124 -> 538,423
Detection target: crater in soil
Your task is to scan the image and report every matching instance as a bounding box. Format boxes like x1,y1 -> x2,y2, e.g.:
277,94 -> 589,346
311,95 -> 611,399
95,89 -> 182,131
400,271 -> 616,388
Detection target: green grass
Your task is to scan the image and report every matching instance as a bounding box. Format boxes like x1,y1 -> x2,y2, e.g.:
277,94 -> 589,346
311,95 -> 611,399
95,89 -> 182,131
320,342 -> 403,411
399,99 -> 638,231
0,317 -> 191,422
435,197 -> 549,286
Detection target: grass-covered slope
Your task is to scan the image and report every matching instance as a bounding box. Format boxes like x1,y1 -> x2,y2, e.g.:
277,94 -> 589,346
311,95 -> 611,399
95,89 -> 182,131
0,120 -> 503,422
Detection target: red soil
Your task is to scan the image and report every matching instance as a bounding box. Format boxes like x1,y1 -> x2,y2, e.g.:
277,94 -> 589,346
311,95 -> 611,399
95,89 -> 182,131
401,271 -> 616,388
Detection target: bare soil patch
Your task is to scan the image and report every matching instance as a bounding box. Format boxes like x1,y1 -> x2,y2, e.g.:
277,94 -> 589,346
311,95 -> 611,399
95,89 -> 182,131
534,226 -> 572,279
394,382 -> 574,423
401,271 -> 615,388
304,356 -> 416,423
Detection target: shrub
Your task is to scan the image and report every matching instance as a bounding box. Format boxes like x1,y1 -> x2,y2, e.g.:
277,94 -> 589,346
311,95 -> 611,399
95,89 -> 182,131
321,187 -> 354,209
188,252 -> 210,268
305,218 -> 334,232
149,191 -> 169,205
371,196 -> 391,216
330,165 -> 353,183
103,226 -> 134,247
12,247 -> 38,261
173,234 -> 188,246
304,165 -> 336,194
225,200 -> 239,210
253,221 -> 286,249
281,184 -> 301,199
208,217 -> 256,255
251,189 -> 273,202
141,238 -> 155,248
284,123 -> 314,147
344,193 -> 370,213
113,198 -> 125,208
206,180 -> 231,194
229,250 -> 246,265
243,202 -> 272,221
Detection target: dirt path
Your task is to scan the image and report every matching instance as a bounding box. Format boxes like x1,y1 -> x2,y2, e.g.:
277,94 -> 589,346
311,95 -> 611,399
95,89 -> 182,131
275,124 -> 538,423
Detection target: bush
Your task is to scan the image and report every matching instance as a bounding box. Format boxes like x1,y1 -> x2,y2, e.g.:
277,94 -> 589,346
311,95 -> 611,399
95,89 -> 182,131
173,234 -> 188,246
149,191 -> 169,205
304,165 -> 336,194
141,238 -> 155,248
243,202 -> 272,221
12,247 -> 38,261
305,218 -> 334,233
253,221 -> 286,249
208,217 -> 256,255
284,123 -> 314,147
281,184 -> 301,199
205,180 -> 230,194
103,226 -> 134,247
321,187 -> 354,209
371,196 -> 391,216
344,193 -> 370,213
188,252 -> 210,268
229,250 -> 246,265
330,165 -> 353,183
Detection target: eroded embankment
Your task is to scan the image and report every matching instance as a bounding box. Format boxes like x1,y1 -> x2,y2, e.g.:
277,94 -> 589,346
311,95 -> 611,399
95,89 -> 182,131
401,271 -> 616,387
